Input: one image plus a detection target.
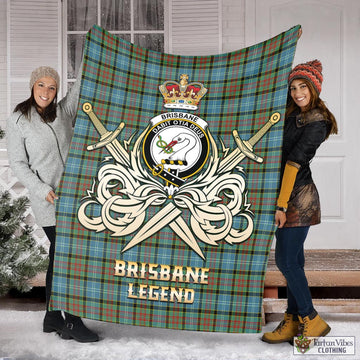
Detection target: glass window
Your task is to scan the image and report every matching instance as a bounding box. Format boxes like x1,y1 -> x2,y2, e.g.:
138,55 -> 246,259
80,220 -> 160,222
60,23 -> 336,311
67,0 -> 97,31
65,0 -> 164,89
67,34 -> 86,79
135,34 -> 164,52
101,0 -> 131,31
134,0 -> 164,31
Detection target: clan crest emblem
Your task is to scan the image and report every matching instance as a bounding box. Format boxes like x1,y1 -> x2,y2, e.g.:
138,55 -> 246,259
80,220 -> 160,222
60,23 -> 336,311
143,74 -> 209,192
78,74 -> 280,259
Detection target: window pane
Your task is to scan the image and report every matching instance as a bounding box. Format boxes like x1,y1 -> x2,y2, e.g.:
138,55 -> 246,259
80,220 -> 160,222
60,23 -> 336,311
134,0 -> 164,30
67,34 -> 86,78
101,0 -> 131,31
114,34 -> 132,43
68,0 -> 97,31
134,34 -> 164,52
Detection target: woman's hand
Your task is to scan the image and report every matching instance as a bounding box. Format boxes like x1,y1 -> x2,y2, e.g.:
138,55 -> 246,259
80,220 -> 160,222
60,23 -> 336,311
46,190 -> 58,204
275,210 -> 287,228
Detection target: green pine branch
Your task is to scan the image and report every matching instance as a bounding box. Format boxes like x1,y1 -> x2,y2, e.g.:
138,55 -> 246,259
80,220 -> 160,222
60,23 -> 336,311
0,127 -> 48,296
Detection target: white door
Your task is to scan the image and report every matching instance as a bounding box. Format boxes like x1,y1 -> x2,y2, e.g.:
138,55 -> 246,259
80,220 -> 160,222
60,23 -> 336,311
245,0 -> 360,249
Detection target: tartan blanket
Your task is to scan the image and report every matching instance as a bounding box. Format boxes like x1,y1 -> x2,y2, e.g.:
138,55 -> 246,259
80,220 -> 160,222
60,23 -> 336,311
50,24 -> 299,333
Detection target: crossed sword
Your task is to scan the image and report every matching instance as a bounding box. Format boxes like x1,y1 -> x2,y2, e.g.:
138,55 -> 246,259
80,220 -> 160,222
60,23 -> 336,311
83,102 -> 280,259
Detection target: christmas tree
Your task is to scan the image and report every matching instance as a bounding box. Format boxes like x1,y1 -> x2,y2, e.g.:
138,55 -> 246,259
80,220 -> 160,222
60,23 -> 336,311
0,127 -> 48,296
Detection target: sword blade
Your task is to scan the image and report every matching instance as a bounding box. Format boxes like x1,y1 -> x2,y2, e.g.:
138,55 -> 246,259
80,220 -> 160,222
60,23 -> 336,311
218,148 -> 244,174
169,217 -> 205,260
121,203 -> 182,253
106,140 -> 131,167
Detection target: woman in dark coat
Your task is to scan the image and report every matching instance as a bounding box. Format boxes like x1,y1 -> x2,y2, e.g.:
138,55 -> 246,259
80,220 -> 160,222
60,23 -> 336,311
262,60 -> 338,344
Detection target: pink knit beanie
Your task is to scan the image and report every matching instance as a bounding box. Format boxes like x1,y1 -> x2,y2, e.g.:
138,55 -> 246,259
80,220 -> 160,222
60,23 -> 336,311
288,60 -> 323,94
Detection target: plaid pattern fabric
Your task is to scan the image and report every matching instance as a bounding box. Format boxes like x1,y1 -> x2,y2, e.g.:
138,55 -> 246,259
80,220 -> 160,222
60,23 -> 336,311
50,25 -> 299,333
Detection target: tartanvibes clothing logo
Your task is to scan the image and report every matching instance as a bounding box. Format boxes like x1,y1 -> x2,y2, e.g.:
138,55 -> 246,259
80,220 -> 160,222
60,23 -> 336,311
77,74 -> 280,259
294,336 -> 355,355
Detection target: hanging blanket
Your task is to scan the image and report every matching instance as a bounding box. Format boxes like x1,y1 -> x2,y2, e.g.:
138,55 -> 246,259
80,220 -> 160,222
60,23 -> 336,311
50,24 -> 300,333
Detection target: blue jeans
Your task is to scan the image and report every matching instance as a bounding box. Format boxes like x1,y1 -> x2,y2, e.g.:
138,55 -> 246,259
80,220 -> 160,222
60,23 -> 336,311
275,226 -> 315,317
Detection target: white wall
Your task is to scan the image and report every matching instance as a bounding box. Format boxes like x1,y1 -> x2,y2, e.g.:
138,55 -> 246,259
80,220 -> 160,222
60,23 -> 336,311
246,0 -> 360,250
0,1 -> 7,156
222,0 -> 245,52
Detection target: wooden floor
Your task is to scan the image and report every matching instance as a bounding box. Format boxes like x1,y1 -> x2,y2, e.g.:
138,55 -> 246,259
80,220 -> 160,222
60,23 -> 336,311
0,288 -> 46,311
263,249 -> 360,317
265,249 -> 360,287
267,249 -> 360,271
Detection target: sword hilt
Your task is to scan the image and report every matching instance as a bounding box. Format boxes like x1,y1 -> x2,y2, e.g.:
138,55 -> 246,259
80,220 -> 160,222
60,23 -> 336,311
83,102 -> 107,135
231,112 -> 281,164
82,102 -> 125,151
87,124 -> 125,151
248,112 -> 281,146
232,130 -> 263,163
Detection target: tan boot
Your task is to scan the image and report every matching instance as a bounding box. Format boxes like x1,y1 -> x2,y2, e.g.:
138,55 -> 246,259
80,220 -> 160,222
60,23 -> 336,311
262,313 -> 300,344
298,313 -> 331,338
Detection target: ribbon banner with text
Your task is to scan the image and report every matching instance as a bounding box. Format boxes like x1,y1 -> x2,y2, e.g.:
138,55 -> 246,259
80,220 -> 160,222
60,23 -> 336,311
50,25 -> 299,333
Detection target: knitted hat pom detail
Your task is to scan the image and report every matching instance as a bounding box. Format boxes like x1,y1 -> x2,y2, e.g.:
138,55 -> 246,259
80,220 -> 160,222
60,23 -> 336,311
308,59 -> 322,73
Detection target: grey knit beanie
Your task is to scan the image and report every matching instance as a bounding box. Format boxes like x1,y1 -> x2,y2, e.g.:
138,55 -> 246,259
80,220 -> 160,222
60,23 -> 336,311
29,66 -> 60,91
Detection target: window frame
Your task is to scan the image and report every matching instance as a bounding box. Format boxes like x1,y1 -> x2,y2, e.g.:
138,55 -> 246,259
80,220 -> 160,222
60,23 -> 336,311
62,0 -> 168,91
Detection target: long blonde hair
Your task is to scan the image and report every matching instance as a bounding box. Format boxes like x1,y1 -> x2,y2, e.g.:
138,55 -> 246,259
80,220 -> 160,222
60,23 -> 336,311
286,78 -> 338,139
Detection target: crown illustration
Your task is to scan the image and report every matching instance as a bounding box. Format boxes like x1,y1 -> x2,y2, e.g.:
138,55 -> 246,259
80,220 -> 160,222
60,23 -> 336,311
159,74 -> 207,110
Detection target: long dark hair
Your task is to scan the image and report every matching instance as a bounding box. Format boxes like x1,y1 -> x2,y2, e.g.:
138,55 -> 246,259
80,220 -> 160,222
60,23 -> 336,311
286,79 -> 338,139
14,89 -> 58,123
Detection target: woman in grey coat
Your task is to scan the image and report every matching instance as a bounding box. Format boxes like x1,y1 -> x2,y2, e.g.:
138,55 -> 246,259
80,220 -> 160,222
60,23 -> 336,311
7,65 -> 99,343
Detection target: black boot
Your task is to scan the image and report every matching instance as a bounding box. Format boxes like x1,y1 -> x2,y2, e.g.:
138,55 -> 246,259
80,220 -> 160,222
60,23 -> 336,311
61,314 -> 99,342
43,311 -> 64,333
